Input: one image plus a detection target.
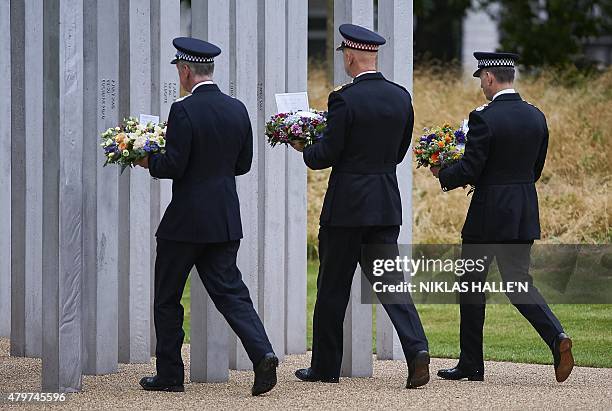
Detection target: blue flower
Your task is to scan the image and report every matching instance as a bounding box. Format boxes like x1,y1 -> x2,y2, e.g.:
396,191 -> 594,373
454,130 -> 465,144
104,142 -> 117,154
143,140 -> 159,153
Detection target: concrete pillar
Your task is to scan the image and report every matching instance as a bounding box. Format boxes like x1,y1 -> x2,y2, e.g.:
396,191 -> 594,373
41,0 -> 84,392
150,0 -> 180,359
284,0 -> 308,355
10,0 -> 26,358
117,0 -> 131,365
23,0 -> 44,358
376,0 -> 413,361
118,0 -> 152,364
81,0 -> 120,375
180,0 -> 192,37
190,278 -> 229,382
230,0 -> 260,371
340,274 -> 373,377
0,0 -> 11,338
334,0 -> 374,377
189,0 -> 231,382
258,0 -> 287,362
11,0 -> 45,359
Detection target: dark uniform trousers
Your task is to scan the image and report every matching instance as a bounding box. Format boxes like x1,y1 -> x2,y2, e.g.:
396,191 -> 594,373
311,225 -> 429,378
458,240 -> 564,373
154,238 -> 272,383
148,83 -> 270,383
438,92 -> 565,373
303,72 -> 427,378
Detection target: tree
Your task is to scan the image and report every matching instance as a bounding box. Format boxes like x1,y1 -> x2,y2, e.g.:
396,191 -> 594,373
478,0 -> 611,69
413,0 -> 473,63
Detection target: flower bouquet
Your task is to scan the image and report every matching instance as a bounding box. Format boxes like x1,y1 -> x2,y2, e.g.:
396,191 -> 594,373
413,121 -> 468,168
101,117 -> 167,173
265,110 -> 327,148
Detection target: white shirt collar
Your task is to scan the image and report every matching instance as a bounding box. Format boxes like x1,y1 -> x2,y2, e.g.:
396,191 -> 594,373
191,80 -> 214,93
354,70 -> 377,79
492,88 -> 516,101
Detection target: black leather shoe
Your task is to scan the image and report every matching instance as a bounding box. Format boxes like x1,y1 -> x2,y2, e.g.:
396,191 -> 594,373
252,353 -> 279,396
139,376 -> 184,392
294,367 -> 339,383
553,333 -> 574,383
437,366 -> 484,381
406,350 -> 430,388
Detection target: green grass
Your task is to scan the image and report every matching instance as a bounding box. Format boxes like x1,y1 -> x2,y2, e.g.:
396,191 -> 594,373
180,261 -> 612,368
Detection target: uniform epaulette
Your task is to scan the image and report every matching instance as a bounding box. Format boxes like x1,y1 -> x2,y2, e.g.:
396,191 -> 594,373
474,103 -> 489,112
333,83 -> 351,92
175,94 -> 191,103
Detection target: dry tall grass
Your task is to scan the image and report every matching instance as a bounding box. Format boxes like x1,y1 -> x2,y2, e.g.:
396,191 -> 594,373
306,65 -> 611,247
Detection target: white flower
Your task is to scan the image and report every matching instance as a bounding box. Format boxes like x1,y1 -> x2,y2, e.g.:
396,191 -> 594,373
133,134 -> 148,150
158,138 -> 166,148
122,150 -> 130,157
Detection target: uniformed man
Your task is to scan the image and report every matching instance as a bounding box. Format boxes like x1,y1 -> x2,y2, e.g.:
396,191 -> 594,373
290,24 -> 430,389
432,52 -> 574,383
136,37 -> 277,396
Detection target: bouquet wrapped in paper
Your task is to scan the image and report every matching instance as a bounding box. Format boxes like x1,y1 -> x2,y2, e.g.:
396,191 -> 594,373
413,121 -> 468,169
101,117 -> 167,173
265,110 -> 327,148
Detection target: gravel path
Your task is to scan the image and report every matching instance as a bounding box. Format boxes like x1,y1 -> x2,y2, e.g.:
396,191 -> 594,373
1,338 -> 610,410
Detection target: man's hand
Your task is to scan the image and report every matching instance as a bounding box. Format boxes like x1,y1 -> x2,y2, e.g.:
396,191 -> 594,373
135,156 -> 149,169
430,166 -> 440,178
289,140 -> 305,153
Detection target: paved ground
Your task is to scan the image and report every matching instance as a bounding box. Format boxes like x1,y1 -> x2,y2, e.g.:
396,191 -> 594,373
1,338 -> 611,410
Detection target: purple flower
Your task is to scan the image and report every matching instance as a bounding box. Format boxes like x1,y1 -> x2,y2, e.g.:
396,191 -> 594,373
426,133 -> 436,143
454,130 -> 465,144
143,140 -> 160,153
104,142 -> 117,154
290,123 -> 303,135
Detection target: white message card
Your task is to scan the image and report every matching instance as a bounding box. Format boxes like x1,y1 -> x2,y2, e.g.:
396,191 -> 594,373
275,92 -> 309,113
139,114 -> 160,126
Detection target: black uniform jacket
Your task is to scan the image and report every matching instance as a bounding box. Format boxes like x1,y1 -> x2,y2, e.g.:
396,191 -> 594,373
439,93 -> 548,241
303,72 -> 414,227
149,83 -> 253,243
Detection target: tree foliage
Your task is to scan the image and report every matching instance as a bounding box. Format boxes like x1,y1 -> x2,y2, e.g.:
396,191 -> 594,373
413,0 -> 473,62
478,0 -> 612,68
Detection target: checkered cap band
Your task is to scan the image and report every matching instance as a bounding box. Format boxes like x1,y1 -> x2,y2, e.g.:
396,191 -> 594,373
175,50 -> 214,63
342,39 -> 379,51
478,58 -> 515,68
